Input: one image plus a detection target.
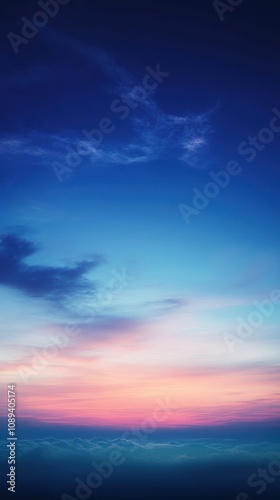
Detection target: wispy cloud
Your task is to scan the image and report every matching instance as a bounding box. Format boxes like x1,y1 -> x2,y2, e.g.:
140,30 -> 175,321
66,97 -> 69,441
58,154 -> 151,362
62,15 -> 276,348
0,35 -> 214,170
0,136 -> 48,157
127,104 -> 213,165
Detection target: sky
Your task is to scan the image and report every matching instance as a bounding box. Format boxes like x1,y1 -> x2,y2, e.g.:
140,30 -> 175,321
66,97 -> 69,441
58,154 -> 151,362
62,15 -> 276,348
0,1 -> 280,499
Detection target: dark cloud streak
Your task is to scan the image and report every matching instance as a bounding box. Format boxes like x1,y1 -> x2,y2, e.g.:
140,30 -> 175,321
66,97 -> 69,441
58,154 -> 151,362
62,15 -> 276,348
0,233 -> 104,304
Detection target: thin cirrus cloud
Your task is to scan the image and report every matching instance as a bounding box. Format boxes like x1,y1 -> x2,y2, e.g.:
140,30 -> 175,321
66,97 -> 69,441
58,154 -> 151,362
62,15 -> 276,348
0,233 -> 104,306
0,110 -> 213,171
0,136 -> 49,158
0,33 -> 214,169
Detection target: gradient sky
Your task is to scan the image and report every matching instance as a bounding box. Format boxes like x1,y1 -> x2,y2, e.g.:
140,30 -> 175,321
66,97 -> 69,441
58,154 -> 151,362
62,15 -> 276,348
0,0 -> 280,441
